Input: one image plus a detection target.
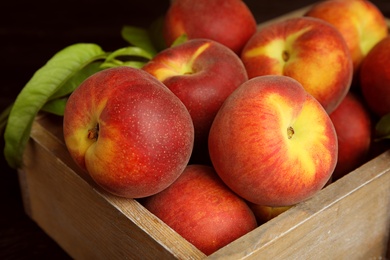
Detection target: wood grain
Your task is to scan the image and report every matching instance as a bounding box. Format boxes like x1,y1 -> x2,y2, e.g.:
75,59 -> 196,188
208,151 -> 390,259
20,114 -> 205,259
19,110 -> 390,259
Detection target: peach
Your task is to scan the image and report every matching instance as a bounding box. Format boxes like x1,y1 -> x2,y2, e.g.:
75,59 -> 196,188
305,0 -> 388,73
143,39 -> 248,164
63,66 -> 194,198
360,36 -> 390,117
142,164 -> 257,256
208,75 -> 338,206
329,92 -> 372,180
248,203 -> 292,225
163,0 -> 257,54
241,16 -> 353,113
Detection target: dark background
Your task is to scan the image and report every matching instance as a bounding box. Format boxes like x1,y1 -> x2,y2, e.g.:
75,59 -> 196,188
1,0 -> 389,258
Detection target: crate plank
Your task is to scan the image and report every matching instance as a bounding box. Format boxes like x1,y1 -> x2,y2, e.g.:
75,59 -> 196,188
208,150 -> 390,259
20,110 -> 390,259
20,115 -> 205,260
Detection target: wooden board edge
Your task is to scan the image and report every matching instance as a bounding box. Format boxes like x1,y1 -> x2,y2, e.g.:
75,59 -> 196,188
208,150 -> 390,258
28,116 -> 206,259
208,149 -> 390,259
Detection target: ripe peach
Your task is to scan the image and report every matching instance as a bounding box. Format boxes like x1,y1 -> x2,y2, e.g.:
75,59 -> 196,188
63,66 -> 194,198
305,0 -> 388,72
143,39 -> 248,164
142,164 -> 257,255
329,92 -> 372,180
163,0 -> 257,54
248,203 -> 292,225
208,75 -> 338,206
241,16 -> 353,113
360,36 -> 390,117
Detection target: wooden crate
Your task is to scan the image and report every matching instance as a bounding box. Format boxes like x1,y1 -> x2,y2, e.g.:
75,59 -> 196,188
19,6 -> 390,259
19,114 -> 390,259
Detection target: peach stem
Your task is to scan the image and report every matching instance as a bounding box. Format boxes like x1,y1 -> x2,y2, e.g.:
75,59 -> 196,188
88,124 -> 99,140
287,126 -> 294,139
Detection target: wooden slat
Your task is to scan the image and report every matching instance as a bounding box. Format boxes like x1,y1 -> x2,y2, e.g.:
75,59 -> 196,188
20,111 -> 390,259
20,115 -> 205,260
209,150 -> 390,259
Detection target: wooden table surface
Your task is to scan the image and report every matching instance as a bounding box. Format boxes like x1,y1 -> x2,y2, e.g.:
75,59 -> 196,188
1,0 -> 389,258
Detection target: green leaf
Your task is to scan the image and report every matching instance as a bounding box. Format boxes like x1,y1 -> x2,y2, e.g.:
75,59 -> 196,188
107,46 -> 154,60
49,61 -> 104,100
171,34 -> 188,47
0,104 -> 13,137
148,16 -> 168,52
100,60 -> 124,69
121,61 -> 147,69
3,43 -> 106,169
41,97 -> 68,116
101,46 -> 153,69
375,113 -> 390,141
121,26 -> 157,56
